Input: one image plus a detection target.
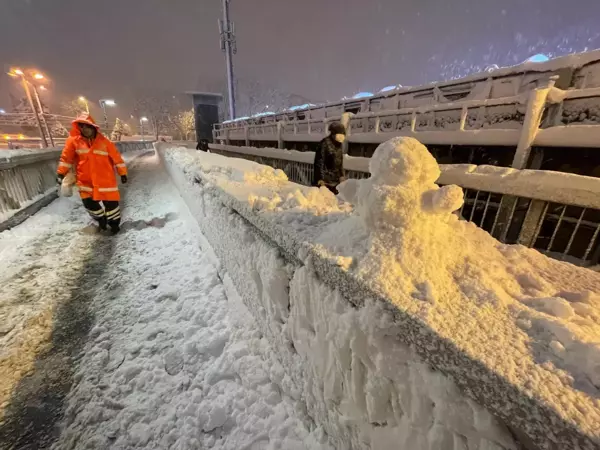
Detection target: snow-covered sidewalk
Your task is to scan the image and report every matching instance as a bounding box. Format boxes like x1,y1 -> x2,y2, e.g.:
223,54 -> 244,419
0,151 -> 329,449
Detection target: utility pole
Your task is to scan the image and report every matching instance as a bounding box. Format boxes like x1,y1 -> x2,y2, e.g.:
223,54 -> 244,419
100,100 -> 108,131
99,99 -> 116,133
31,85 -> 54,147
219,0 -> 237,120
20,78 -> 48,148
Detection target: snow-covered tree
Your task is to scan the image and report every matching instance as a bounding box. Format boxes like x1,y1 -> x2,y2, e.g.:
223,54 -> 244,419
50,121 -> 69,138
169,109 -> 195,140
60,100 -> 86,117
111,118 -> 125,141
122,122 -> 133,137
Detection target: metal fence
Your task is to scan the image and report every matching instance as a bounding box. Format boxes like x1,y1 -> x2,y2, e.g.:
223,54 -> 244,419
208,144 -> 600,267
0,141 -> 154,230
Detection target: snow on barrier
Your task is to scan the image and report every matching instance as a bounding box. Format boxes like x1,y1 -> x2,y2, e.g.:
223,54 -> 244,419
0,148 -> 62,230
156,139 -> 600,450
208,143 -> 600,266
0,141 -> 153,231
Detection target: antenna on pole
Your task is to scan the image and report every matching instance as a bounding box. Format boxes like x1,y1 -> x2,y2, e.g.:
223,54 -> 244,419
219,0 -> 236,120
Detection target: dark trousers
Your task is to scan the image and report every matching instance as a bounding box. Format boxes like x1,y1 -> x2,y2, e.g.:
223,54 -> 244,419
82,198 -> 121,229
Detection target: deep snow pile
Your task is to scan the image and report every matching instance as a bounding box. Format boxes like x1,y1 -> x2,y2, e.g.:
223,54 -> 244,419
51,153 -> 329,450
166,139 -> 600,444
160,147 -> 520,450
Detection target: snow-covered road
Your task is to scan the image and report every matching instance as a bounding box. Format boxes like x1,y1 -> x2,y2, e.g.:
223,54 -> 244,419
0,151 -> 329,450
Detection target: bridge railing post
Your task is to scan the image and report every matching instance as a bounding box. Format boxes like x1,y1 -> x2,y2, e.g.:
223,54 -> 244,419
493,76 -> 560,244
277,122 -> 283,149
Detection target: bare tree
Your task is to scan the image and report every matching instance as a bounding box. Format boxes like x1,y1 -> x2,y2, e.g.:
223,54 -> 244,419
132,95 -> 176,140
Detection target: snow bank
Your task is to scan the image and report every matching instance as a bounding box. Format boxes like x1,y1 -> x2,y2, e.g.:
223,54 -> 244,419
158,139 -> 600,450
210,143 -> 600,210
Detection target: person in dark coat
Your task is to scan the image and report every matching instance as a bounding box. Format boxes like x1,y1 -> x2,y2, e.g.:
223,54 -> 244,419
313,122 -> 346,194
196,139 -> 209,151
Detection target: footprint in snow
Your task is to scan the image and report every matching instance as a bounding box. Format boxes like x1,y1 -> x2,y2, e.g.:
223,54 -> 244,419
164,348 -> 184,375
106,350 -> 126,372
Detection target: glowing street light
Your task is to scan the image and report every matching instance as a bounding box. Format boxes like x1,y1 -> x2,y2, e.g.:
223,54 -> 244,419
7,67 -> 48,147
140,116 -> 148,142
39,85 -> 47,91
99,99 -> 116,130
33,73 -> 44,80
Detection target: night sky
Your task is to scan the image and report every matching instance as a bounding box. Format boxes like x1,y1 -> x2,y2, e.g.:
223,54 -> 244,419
1,0 -> 600,114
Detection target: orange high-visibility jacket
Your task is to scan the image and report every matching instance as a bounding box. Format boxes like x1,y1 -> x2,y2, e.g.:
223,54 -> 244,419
57,114 -> 127,201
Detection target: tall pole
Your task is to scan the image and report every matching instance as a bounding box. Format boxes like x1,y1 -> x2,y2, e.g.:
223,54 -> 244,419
20,77 -> 48,148
100,101 -> 108,131
140,119 -> 145,142
32,85 -> 54,147
219,0 -> 236,120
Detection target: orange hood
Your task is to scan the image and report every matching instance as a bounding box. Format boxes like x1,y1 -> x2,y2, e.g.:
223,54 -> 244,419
70,113 -> 101,136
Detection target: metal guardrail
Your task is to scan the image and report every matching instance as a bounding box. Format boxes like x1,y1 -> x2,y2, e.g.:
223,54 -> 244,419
0,141 -> 154,230
208,143 -> 600,266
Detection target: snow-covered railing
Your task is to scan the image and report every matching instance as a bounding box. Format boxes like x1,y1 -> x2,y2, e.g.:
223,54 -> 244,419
214,93 -> 529,145
158,141 -> 600,450
0,148 -> 62,230
213,84 -> 600,170
209,143 -> 600,266
114,140 -> 154,153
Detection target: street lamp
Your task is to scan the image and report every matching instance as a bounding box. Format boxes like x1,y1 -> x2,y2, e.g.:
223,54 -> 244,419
78,96 -> 90,113
8,67 -> 49,147
99,99 -> 116,131
140,116 -> 148,142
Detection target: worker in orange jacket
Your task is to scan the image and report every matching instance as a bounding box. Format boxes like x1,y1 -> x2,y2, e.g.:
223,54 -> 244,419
56,114 -> 128,234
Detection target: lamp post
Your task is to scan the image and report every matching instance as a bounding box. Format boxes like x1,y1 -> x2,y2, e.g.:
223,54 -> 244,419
99,99 -> 116,132
8,68 -> 48,148
29,72 -> 54,146
140,116 -> 148,142
78,96 -> 90,114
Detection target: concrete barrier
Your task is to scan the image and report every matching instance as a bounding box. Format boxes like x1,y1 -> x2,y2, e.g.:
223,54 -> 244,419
156,142 -> 600,450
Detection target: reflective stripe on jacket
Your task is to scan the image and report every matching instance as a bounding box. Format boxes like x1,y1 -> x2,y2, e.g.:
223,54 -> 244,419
57,114 -> 127,201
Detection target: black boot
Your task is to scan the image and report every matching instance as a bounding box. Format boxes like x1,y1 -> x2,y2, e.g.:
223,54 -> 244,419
98,216 -> 108,231
110,224 -> 120,235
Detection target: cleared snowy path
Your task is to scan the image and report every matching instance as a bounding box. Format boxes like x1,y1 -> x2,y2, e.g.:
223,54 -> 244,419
0,151 -> 327,450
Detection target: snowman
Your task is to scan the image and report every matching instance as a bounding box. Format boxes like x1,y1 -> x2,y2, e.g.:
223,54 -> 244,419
337,137 -> 464,232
